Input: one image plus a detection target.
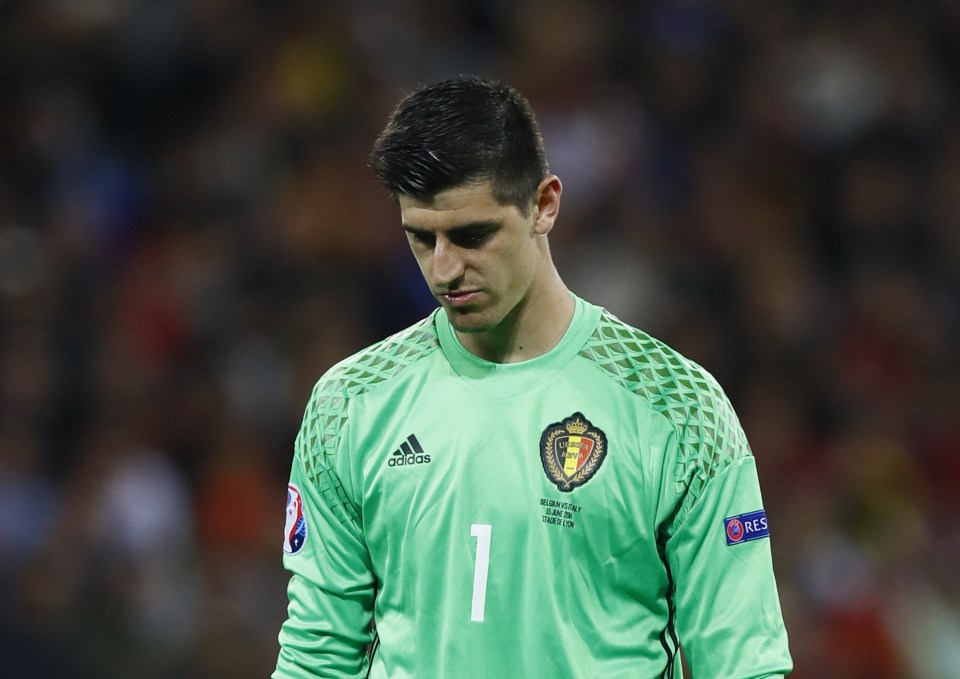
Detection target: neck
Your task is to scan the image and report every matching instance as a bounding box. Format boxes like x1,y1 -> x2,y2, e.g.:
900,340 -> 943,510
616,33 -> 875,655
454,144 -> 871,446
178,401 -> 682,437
456,269 -> 575,364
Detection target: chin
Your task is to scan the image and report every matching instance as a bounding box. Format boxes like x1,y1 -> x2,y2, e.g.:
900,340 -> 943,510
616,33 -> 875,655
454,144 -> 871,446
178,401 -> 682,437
443,307 -> 500,334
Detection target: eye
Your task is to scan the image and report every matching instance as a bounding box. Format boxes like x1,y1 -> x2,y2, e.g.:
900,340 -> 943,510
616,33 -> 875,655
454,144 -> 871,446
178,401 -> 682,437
451,228 -> 495,249
408,230 -> 435,248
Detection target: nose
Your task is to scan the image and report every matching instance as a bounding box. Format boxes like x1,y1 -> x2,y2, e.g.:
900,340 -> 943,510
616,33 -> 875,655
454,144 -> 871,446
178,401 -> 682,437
431,239 -> 465,288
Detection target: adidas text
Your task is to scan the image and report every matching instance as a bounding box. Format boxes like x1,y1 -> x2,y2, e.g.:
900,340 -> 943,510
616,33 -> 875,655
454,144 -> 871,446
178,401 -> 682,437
388,434 -> 431,467
388,452 -> 432,466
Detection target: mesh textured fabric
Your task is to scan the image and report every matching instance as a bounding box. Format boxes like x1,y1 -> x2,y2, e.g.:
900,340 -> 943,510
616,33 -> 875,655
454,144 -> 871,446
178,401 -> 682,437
578,310 -> 751,525
296,317 -> 440,527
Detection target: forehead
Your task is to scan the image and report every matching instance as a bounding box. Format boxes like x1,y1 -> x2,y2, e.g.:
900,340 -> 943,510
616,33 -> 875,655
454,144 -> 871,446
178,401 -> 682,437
399,182 -> 519,230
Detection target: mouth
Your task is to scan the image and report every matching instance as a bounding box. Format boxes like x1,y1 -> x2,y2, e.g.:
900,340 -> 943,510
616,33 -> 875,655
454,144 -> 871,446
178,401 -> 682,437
438,290 -> 481,307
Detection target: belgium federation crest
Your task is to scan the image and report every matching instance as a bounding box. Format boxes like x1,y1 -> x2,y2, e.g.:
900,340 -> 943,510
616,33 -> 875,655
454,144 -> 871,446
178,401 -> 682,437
539,412 -> 608,492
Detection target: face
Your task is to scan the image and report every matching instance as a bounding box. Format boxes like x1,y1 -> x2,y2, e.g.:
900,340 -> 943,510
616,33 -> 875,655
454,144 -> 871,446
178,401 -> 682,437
399,179 -> 559,336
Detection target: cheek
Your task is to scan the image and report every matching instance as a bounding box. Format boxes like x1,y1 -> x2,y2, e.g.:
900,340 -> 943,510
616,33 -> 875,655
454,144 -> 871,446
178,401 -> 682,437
513,240 -> 541,275
496,248 -> 537,293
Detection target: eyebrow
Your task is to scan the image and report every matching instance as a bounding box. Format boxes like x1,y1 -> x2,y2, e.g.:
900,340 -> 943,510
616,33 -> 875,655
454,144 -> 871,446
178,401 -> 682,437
402,220 -> 501,237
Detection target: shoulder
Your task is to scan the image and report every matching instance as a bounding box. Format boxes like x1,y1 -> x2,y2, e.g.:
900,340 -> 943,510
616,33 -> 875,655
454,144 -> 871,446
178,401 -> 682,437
578,307 -> 725,419
310,312 -> 441,411
297,313 -> 440,458
292,315 -> 440,523
578,307 -> 751,499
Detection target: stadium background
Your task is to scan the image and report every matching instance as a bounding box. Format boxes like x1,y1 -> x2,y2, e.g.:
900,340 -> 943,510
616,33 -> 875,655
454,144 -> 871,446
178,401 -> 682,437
1,1 -> 958,677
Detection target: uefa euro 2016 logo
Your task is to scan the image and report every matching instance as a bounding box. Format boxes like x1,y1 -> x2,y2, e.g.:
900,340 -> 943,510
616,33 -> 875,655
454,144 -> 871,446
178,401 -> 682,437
284,484 -> 309,554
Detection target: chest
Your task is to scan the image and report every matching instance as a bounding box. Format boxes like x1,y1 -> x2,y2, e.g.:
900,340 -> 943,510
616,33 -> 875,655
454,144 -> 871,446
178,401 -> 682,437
350,370 -> 671,571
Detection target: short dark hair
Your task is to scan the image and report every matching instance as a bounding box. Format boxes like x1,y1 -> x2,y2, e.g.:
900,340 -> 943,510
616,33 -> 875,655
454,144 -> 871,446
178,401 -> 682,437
370,76 -> 550,212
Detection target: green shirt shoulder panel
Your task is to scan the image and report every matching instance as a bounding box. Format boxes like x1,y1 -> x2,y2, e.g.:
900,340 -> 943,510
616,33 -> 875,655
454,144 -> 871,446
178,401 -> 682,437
577,309 -> 751,524
296,315 -> 440,525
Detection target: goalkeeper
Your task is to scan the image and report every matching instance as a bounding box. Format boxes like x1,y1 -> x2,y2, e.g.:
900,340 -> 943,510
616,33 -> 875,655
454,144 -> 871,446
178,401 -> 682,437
273,75 -> 793,678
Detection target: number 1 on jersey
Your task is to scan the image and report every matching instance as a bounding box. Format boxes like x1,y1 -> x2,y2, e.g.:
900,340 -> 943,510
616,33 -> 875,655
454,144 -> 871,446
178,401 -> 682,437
469,523 -> 491,622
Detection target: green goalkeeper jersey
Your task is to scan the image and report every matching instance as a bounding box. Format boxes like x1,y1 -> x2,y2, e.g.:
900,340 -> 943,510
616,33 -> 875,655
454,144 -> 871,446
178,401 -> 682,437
274,295 -> 792,678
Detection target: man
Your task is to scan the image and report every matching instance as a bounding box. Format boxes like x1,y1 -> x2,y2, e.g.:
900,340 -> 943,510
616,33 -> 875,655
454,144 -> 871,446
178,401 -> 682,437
273,75 -> 792,678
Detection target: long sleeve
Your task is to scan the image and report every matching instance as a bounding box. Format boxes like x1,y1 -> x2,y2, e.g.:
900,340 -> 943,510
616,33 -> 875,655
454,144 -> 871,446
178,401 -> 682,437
273,397 -> 376,678
659,377 -> 792,678
665,455 -> 792,677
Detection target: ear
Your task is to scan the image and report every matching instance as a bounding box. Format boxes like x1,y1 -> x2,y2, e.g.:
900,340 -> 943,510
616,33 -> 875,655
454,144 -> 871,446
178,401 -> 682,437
533,175 -> 562,235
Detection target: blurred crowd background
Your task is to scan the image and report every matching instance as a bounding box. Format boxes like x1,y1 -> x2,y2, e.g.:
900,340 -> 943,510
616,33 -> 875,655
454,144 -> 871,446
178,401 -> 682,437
1,0 -> 959,677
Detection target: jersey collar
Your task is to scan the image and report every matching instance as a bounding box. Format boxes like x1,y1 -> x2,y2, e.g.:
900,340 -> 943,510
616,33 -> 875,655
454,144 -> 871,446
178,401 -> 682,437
434,293 -> 600,398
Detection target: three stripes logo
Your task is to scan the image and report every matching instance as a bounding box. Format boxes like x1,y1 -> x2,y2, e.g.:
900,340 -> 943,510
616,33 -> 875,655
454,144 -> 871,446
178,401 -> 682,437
388,434 -> 431,467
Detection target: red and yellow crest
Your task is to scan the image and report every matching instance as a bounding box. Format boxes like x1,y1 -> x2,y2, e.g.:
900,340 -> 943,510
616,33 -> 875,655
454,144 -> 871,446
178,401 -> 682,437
539,412 -> 607,492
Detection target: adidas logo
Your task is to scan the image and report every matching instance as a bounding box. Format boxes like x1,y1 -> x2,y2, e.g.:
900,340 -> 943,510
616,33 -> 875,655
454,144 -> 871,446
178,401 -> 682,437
387,434 -> 431,467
